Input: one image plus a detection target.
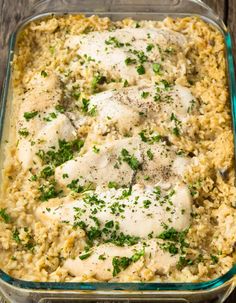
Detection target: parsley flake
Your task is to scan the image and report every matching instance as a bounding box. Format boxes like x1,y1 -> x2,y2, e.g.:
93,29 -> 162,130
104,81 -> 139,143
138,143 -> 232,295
41,70 -> 48,77
136,65 -> 145,75
120,149 -> 141,170
0,208 -> 11,223
24,111 -> 38,121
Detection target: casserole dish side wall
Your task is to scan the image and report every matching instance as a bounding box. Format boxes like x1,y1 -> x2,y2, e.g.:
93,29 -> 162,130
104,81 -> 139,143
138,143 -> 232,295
0,1 -> 236,302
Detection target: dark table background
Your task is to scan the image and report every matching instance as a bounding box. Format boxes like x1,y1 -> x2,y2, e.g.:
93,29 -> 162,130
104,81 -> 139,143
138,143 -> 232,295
0,0 -> 236,302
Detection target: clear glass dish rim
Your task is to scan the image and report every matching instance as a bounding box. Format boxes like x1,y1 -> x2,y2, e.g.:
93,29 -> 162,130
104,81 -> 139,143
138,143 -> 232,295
0,9 -> 236,292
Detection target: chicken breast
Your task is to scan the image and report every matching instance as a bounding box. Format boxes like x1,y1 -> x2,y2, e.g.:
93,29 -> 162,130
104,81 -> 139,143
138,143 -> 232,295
63,240 -> 178,281
55,136 -> 189,189
87,83 -> 195,135
18,73 -> 62,122
16,73 -> 77,169
36,183 -> 192,238
66,27 -> 188,84
55,137 -> 141,188
17,113 -> 77,169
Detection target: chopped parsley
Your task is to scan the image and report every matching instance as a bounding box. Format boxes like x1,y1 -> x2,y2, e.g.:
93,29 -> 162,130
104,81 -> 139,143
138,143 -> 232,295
160,242 -> 179,255
146,149 -> 154,160
108,181 -> 119,189
131,249 -> 145,262
105,36 -> 124,48
92,146 -> 100,154
188,180 -> 202,197
71,91 -> 81,101
112,248 -> 144,276
67,179 -> 93,194
177,256 -> 194,269
12,229 -> 21,244
119,188 -> 132,199
141,91 -> 149,99
98,254 -> 106,260
41,70 -> 48,77
120,149 -> 141,170
135,51 -> 148,64
112,256 -> 131,276
43,112 -> 57,122
108,233 -> 139,247
18,128 -> 29,137
154,93 -> 161,102
23,111 -> 38,121
49,45 -> 55,55
177,254 -> 204,269
87,226 -> 102,244
158,227 -> 189,253
153,63 -> 162,75
160,79 -> 171,90
139,130 -> 161,144
123,79 -> 129,87
110,201 -> 125,215
39,180 -> 62,201
136,65 -> 145,75
165,47 -> 175,54
40,166 -> 54,179
88,105 -> 97,116
36,139 -> 84,167
146,43 -> 154,52
173,127 -> 180,137
105,220 -> 114,229
81,98 -> 97,116
0,208 -> 11,223
143,199 -> 151,209
210,254 -> 219,264
81,98 -> 90,112
187,99 -> 196,113
55,104 -> 65,113
29,174 -> 37,182
79,252 -> 92,260
125,57 -> 137,65
170,113 -> 181,137
24,240 -> 35,251
91,74 -> 107,91
12,228 -> 36,251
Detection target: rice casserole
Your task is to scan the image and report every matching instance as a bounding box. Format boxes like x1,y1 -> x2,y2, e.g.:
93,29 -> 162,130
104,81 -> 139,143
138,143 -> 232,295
0,15 -> 235,283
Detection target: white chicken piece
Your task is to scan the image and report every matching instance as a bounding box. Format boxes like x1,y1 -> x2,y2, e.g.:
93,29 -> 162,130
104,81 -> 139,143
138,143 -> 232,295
18,73 -> 62,121
16,73 -> 77,169
55,137 -> 141,188
63,241 -> 179,281
36,183 -> 192,238
88,84 -> 195,134
88,89 -> 141,133
55,136 -> 189,189
17,114 -> 77,169
137,142 -> 190,187
66,27 -> 188,84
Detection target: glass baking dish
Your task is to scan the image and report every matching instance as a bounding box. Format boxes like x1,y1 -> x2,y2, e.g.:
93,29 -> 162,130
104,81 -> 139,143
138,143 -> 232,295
0,0 -> 236,302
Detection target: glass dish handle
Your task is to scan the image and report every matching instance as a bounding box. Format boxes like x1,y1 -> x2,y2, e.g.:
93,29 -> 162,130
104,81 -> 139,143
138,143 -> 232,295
21,0 -> 226,33
38,298 -> 190,303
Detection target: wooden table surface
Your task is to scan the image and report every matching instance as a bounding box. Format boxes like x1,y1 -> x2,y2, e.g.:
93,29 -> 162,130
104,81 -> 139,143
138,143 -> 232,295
0,0 -> 236,302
